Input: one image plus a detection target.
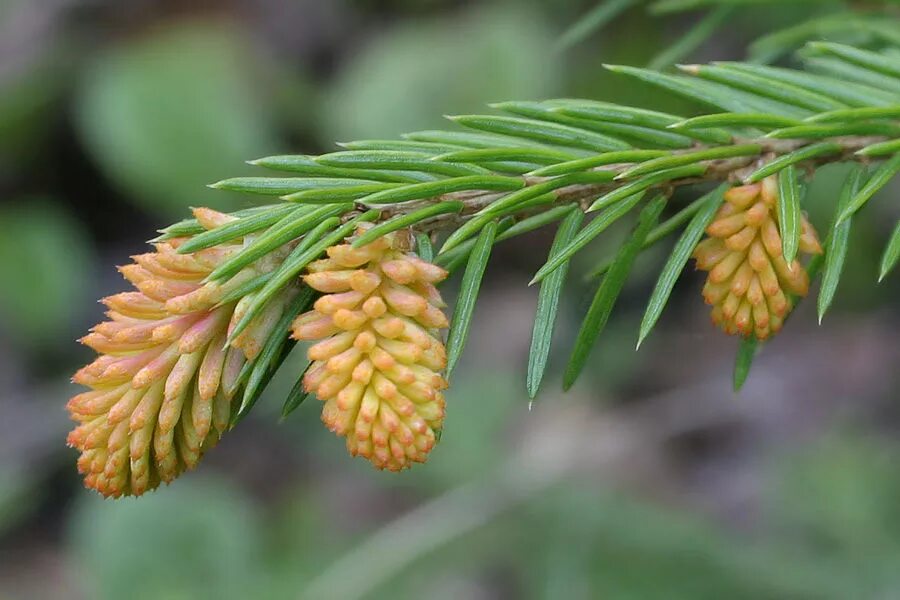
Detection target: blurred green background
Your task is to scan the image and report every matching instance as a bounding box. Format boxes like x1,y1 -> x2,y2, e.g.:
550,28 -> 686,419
1,1 -> 899,599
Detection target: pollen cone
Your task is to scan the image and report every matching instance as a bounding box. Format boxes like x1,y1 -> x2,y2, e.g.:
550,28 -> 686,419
68,208 -> 295,497
292,229 -> 449,471
693,177 -> 822,340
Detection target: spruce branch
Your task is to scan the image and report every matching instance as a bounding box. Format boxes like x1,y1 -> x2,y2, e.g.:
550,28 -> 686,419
68,34 -> 900,494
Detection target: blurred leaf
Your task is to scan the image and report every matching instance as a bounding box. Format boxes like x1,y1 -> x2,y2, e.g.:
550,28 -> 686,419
320,3 -> 559,141
0,58 -> 69,165
556,0 -> 636,51
68,480 -> 264,600
525,485 -> 845,600
749,13 -> 882,64
421,370 -> 522,485
74,21 -> 278,217
0,465 -> 40,536
0,199 -> 93,344
771,435 -> 900,573
646,6 -> 735,71
266,493 -> 345,595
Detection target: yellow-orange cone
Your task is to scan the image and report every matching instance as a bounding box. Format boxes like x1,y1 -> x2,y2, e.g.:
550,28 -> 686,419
693,177 -> 822,339
68,208 -> 296,497
292,229 -> 449,471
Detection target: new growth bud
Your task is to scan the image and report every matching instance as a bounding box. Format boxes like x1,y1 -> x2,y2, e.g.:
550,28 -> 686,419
694,177 -> 822,339
68,208 -> 296,497
292,229 -> 450,471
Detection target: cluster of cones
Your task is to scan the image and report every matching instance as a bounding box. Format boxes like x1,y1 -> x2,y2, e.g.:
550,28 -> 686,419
69,172 -> 827,497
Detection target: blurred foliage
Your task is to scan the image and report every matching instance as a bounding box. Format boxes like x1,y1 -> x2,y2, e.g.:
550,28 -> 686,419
320,3 -> 560,141
61,426 -> 900,599
69,479 -> 264,600
317,430 -> 900,600
0,59 -> 70,167
0,199 -> 93,346
417,369 -> 520,484
519,488 -> 815,600
770,434 -> 900,594
74,21 -> 279,217
0,466 -> 39,537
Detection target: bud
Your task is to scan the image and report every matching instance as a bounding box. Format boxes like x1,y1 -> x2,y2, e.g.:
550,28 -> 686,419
292,229 -> 450,471
68,208 -> 294,497
693,177 -> 823,339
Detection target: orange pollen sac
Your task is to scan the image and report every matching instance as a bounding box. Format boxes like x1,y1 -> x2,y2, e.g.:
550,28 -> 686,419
693,177 -> 822,340
68,207 -> 296,498
293,228 -> 450,472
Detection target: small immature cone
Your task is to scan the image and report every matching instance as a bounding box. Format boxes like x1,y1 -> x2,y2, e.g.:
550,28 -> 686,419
68,208 -> 295,497
292,228 -> 450,471
693,177 -> 822,339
